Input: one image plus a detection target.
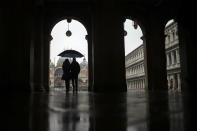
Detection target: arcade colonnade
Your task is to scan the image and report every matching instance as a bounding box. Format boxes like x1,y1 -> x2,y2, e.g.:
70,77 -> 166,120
0,2 -> 194,93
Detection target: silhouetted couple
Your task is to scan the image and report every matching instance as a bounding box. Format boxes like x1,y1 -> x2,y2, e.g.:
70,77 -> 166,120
62,58 -> 80,92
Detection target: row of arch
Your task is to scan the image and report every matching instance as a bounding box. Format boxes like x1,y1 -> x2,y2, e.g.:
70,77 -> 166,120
49,17 -> 180,91
24,1 -> 194,93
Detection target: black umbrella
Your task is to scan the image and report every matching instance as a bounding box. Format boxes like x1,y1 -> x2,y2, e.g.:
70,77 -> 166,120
58,49 -> 84,58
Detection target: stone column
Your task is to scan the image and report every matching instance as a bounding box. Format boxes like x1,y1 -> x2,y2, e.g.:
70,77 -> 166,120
0,8 -> 32,91
166,53 -> 169,66
167,75 -> 170,89
137,81 -> 139,89
92,1 -> 126,92
139,80 -> 141,89
140,65 -> 142,73
171,51 -> 175,65
136,81 -> 138,89
142,64 -> 144,73
140,80 -> 142,88
178,7 -> 197,130
142,80 -> 144,88
172,74 -> 176,90
42,32 -> 51,92
176,49 -> 180,64
139,81 -> 141,89
86,25 -> 93,91
32,10 -> 45,92
138,81 -> 139,89
135,66 -> 137,74
143,15 -> 167,90
177,73 -> 181,91
143,79 -> 145,88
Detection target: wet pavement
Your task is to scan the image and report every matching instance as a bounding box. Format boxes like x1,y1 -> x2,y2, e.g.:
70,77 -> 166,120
0,89 -> 188,131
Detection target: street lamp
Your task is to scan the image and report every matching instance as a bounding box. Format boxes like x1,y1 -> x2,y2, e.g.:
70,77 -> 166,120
66,19 -> 72,37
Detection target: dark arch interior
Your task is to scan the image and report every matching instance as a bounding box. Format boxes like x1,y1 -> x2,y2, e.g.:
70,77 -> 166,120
0,1 -> 196,130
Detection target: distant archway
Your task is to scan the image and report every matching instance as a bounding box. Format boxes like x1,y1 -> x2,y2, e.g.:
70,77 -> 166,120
124,18 -> 146,90
49,19 -> 89,91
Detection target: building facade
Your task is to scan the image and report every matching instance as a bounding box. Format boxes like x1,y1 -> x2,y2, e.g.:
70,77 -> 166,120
49,60 -> 55,88
165,22 -> 181,91
125,44 -> 145,89
78,58 -> 89,90
54,58 -> 65,88
126,21 -> 181,91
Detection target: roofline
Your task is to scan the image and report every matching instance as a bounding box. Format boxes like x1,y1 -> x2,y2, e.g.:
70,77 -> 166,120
125,43 -> 144,59
165,21 -> 177,30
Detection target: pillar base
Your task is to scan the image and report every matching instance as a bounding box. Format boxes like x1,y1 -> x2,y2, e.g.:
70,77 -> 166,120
31,83 -> 45,92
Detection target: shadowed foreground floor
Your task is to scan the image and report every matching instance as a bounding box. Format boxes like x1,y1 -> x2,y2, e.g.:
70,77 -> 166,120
1,89 -> 185,131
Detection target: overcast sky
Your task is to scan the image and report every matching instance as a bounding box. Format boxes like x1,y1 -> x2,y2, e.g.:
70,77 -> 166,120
50,19 -> 143,65
50,20 -> 88,64
124,19 -> 143,55
50,19 -> 174,66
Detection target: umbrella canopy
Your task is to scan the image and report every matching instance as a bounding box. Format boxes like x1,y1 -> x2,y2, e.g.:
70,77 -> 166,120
58,49 -> 84,58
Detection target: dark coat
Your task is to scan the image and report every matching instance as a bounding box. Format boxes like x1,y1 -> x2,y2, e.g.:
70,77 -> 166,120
62,60 -> 70,80
70,61 -> 80,78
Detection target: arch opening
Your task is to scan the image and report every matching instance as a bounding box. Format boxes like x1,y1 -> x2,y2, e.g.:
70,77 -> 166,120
164,19 -> 182,92
49,19 -> 89,92
124,19 -> 146,90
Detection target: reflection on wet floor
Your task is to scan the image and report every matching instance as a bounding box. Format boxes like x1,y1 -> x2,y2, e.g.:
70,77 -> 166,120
1,89 -> 186,131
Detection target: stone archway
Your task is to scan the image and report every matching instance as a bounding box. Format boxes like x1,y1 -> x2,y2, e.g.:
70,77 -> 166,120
49,18 -> 90,91
45,16 -> 93,91
124,18 -> 146,90
31,6 -> 93,91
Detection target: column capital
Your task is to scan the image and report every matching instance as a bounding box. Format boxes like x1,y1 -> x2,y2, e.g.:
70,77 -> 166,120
140,35 -> 145,40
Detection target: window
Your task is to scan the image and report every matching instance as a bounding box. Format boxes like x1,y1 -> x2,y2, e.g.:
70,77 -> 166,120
168,35 -> 170,43
173,51 -> 177,64
172,31 -> 175,41
169,53 -> 172,65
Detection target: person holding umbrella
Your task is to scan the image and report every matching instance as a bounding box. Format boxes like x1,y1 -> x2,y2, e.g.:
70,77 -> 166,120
58,49 -> 83,92
70,57 -> 80,92
62,59 -> 71,92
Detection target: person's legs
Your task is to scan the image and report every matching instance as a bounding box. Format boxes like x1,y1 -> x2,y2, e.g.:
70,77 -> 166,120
75,76 -> 78,91
65,79 -> 70,92
72,78 -> 75,91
